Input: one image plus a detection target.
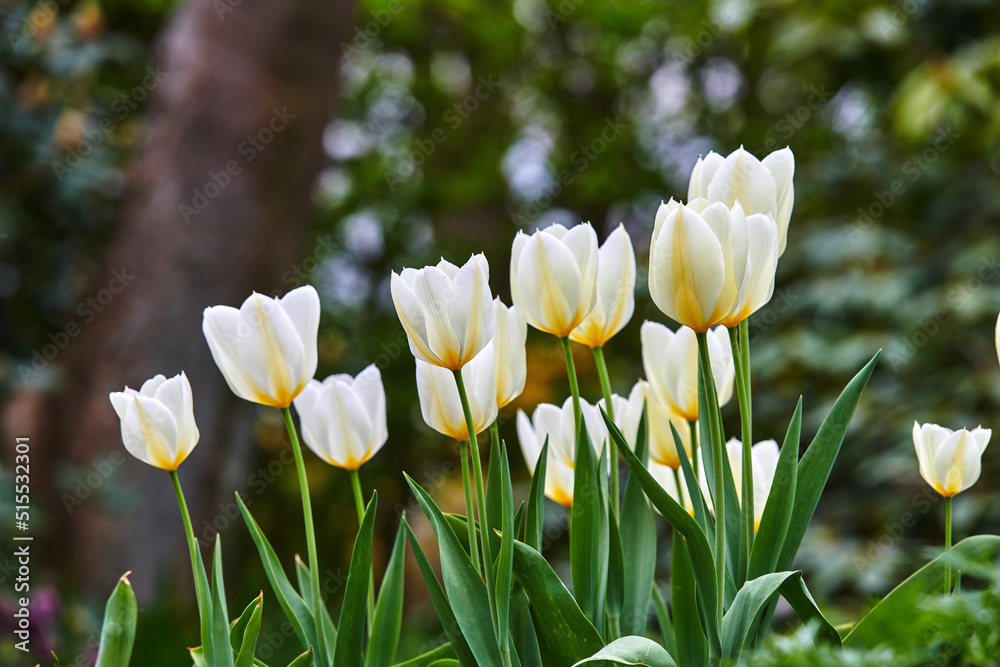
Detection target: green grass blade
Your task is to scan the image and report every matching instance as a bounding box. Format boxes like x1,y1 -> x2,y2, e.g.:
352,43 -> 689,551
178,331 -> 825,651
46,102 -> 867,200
94,572 -> 137,667
234,595 -> 264,667
367,519 -> 407,667
231,592 -> 263,652
333,492 -> 378,667
211,536 -> 235,667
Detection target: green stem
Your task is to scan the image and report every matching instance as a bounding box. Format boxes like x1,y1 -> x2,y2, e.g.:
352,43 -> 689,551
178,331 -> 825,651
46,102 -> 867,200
729,327 -> 754,578
453,369 -> 502,655
458,440 -> 482,574
169,469 -> 210,647
688,420 -> 699,484
944,496 -> 953,595
696,331 -> 726,624
560,337 -> 582,438
673,467 -> 686,513
351,469 -> 376,628
593,345 -> 619,518
281,406 -> 327,664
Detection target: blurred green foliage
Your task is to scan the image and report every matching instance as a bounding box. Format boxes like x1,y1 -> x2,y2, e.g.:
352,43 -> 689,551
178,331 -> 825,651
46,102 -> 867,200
4,0 -> 1000,663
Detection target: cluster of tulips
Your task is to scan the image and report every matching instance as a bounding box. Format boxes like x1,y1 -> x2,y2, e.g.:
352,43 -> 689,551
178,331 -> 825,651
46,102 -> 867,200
95,146 -> 1000,667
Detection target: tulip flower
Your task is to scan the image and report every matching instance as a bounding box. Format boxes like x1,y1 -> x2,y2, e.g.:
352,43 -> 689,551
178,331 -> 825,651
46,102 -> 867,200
416,345 -> 498,441
718,210 -> 779,328
493,299 -> 528,409
913,421 -> 991,593
391,254 -> 495,371
517,397 -> 605,506
202,286 -> 320,408
597,381 -> 645,448
995,313 -> 1000,366
912,422 -> 991,498
641,321 -> 734,423
650,460 -> 697,516
293,366 -> 388,470
569,224 -> 636,348
110,372 -> 200,471
722,438 -> 780,532
510,222 -> 599,338
688,146 -> 795,255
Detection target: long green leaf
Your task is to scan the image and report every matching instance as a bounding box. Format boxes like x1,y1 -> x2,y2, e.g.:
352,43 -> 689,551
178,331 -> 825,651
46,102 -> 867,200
94,572 -> 137,667
604,410 -> 720,652
650,586 -> 675,660
777,351 -> 879,571
403,521 -> 477,666
572,636 -> 676,666
237,494 -> 318,652
486,426 -> 504,560
333,492 -> 378,667
619,429 -> 655,638
392,643 -> 457,667
570,421 -> 608,633
511,540 -> 604,665
234,595 -> 264,667
509,584 -> 542,667
211,536 -> 235,667
231,592 -> 263,652
405,474 -> 503,667
844,534 -> 1000,649
671,537 -> 707,667
525,439 -> 549,552
606,509 -> 625,638
496,441 -> 515,659
287,647 -> 314,667
747,399 -> 801,580
721,571 -> 839,662
368,520 -> 408,667
294,556 -> 338,651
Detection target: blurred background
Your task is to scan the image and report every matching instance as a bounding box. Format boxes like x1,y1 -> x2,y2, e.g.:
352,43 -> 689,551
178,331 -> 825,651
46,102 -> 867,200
2,0 -> 1000,663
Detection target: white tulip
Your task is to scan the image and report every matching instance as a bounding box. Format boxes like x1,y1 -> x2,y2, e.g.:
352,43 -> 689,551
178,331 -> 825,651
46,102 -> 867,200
644,381 -> 697,469
391,254 -> 495,371
597,381 -> 645,448
511,222 -> 599,337
913,422 -> 991,497
995,313 -> 1000,367
110,372 -> 200,471
640,321 -> 734,423
203,286 -> 320,408
719,210 -> 779,327
649,460 -> 698,516
292,366 -> 388,470
723,438 -> 780,531
570,224 -> 636,348
689,146 -> 795,255
416,344 -> 498,440
516,397 -> 605,506
493,300 -> 527,408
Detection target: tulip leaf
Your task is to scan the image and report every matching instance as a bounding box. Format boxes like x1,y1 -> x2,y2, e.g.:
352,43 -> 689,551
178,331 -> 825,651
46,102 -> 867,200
230,592 -> 263,652
571,636 -> 676,666
747,399 -> 801,581
496,441 -> 515,660
402,521 -> 477,666
391,643 -> 457,667
777,351 -> 880,571
367,519 -> 408,667
604,409 -> 720,652
211,536 -> 236,667
234,595 -> 264,667
721,571 -> 840,662
405,474 -> 503,667
650,585 -> 675,659
94,572 -> 137,667
671,422 -> 714,542
671,537 -> 707,667
844,534 -> 1000,649
509,583 -> 542,667
426,661 -> 460,667
605,509 -> 625,638
294,556 -> 338,650
619,418 -> 655,638
525,439 -> 549,552
570,420 -> 608,633
236,494 -> 319,653
333,492 -> 378,667
511,540 -> 604,665
486,426 -> 504,560
286,647 -> 314,667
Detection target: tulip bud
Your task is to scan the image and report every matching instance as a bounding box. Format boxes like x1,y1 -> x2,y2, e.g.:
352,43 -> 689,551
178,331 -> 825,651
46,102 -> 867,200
493,300 -> 527,409
416,344 -> 498,440
913,422 -> 991,497
570,224 -> 636,348
202,286 -> 320,408
723,438 -> 780,531
640,321 -> 734,423
511,222 -> 599,337
689,146 -> 795,255
516,397 -> 605,506
292,366 -> 388,470
391,254 -> 495,371
110,372 -> 199,471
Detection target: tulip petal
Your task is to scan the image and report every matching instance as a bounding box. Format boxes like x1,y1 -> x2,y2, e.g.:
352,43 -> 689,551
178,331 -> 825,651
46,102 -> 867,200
236,293 -> 307,407
414,266 -> 465,369
391,271 -> 439,366
494,301 -> 527,408
933,430 -> 981,496
152,373 -> 200,460
139,374 -> 168,397
707,147 -> 778,222
353,366 -> 388,451
122,395 -> 180,470
416,360 -> 464,440
203,305 -> 267,403
688,151 -> 724,201
322,379 -> 375,468
761,147 -> 795,254
447,254 -> 494,366
277,286 -> 321,387
517,232 -> 583,336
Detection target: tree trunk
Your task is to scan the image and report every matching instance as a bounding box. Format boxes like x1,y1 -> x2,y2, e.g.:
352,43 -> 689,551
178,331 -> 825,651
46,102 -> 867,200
50,0 -> 354,598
